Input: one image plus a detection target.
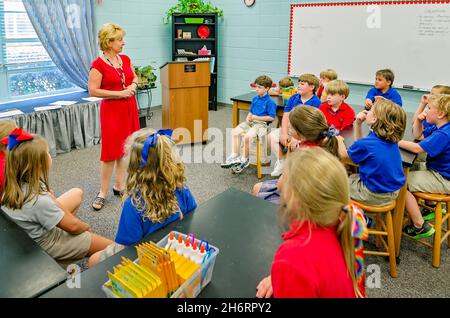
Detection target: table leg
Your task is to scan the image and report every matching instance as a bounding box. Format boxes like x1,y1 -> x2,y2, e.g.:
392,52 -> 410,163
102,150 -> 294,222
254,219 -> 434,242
233,101 -> 239,128
393,167 -> 410,257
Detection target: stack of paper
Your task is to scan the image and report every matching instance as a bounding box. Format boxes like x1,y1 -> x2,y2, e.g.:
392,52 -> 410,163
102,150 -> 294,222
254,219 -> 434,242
82,97 -> 103,102
0,109 -> 24,118
50,100 -> 77,106
34,105 -> 62,112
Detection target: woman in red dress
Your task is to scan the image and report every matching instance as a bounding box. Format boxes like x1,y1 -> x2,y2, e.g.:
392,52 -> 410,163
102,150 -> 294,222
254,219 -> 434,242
88,23 -> 140,210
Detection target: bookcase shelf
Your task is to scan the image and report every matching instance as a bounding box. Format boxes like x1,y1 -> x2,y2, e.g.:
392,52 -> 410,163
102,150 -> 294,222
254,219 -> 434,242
172,13 -> 218,111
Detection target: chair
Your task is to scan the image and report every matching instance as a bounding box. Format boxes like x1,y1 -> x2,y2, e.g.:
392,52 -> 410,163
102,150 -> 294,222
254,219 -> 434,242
240,128 -> 270,179
352,200 -> 398,278
410,192 -> 450,268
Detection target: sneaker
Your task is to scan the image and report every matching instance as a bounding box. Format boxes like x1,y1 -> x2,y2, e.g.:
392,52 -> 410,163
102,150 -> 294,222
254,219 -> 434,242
270,160 -> 284,177
403,221 -> 435,240
364,215 -> 373,228
221,154 -> 240,168
421,208 -> 435,221
231,158 -> 250,174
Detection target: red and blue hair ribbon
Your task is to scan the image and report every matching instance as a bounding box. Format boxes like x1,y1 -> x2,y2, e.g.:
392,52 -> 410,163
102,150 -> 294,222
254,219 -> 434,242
0,128 -> 33,150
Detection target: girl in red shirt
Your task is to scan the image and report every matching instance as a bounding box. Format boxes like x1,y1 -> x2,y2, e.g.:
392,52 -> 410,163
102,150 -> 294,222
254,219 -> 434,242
256,147 -> 367,298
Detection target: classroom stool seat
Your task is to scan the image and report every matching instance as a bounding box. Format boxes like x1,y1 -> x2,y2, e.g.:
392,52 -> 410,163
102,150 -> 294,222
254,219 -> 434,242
239,130 -> 270,179
411,192 -> 450,268
352,200 -> 398,278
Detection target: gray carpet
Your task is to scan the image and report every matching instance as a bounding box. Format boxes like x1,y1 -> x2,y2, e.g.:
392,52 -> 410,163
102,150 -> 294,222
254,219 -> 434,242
49,105 -> 449,298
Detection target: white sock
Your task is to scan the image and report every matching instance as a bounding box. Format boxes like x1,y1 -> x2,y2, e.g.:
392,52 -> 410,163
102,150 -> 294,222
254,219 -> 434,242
230,152 -> 238,158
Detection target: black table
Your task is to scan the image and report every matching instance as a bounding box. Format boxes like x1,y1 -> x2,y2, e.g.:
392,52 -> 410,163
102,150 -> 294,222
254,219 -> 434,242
0,209 -> 67,298
42,188 -> 282,298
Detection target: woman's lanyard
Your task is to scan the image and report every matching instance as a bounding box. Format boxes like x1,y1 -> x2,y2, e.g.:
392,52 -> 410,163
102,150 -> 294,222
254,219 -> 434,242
103,54 -> 126,89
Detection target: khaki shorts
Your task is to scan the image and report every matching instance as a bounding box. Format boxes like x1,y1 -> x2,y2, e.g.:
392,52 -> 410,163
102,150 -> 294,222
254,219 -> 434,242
37,227 -> 92,261
349,174 -> 399,206
411,152 -> 427,171
407,169 -> 450,194
99,243 -> 126,262
237,121 -> 268,138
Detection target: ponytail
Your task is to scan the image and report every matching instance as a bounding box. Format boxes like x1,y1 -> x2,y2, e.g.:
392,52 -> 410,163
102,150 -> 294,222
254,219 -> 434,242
320,126 -> 339,158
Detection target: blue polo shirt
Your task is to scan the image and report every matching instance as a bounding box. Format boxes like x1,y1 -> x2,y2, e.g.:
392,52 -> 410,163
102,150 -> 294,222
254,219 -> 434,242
284,94 -> 321,112
250,93 -> 276,119
422,120 -> 436,132
420,122 -> 450,179
348,132 -> 405,193
115,186 -> 197,246
366,87 -> 403,106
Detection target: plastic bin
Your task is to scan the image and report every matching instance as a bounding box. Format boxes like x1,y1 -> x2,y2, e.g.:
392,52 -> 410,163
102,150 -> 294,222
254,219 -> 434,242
102,231 -> 219,298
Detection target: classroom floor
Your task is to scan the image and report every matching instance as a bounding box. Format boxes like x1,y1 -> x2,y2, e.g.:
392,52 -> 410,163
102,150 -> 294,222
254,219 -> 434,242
49,105 -> 449,298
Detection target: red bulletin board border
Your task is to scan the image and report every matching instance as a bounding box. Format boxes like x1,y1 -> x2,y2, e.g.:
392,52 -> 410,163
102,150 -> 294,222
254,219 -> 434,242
287,0 -> 450,75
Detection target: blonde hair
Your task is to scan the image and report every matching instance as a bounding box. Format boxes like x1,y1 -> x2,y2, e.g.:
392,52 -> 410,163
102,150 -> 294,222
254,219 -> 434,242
124,128 -> 186,223
371,99 -> 406,143
280,148 -> 360,297
325,80 -> 350,98
376,69 -> 395,87
278,76 -> 294,89
428,94 -> 450,121
98,23 -> 125,51
298,73 -> 320,94
0,120 -> 17,152
431,85 -> 450,95
320,69 -> 338,81
289,106 -> 339,158
2,135 -> 50,209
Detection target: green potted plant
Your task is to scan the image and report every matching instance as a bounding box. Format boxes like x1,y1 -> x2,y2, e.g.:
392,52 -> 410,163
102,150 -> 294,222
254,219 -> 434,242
164,0 -> 223,24
134,65 -> 157,90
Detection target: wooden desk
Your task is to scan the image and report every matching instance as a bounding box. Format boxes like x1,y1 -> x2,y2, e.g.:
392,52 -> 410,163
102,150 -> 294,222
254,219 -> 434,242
41,188 -> 282,298
0,209 -> 67,297
230,92 -> 284,127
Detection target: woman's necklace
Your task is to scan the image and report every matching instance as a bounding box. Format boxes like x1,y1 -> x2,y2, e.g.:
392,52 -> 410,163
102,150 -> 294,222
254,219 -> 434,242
103,53 -> 125,89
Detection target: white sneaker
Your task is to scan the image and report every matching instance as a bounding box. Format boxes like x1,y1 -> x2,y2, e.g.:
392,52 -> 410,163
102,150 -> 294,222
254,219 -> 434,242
221,154 -> 240,168
270,160 -> 284,177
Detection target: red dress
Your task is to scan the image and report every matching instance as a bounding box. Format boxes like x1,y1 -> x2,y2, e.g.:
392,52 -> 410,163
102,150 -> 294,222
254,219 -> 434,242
91,55 -> 140,161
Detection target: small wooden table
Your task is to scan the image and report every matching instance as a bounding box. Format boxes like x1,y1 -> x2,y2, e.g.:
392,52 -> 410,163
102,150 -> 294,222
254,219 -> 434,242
230,92 -> 284,128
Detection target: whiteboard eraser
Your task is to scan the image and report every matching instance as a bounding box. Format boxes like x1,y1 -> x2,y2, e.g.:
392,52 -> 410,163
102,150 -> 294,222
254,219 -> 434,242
403,85 -> 414,89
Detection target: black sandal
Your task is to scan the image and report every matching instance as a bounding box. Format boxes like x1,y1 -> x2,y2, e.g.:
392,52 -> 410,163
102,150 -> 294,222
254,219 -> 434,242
112,187 -> 125,197
92,193 -> 106,211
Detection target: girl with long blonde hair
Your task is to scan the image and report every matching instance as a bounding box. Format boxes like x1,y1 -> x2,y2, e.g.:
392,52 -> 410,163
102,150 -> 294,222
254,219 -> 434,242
1,129 -> 112,265
256,147 -> 367,298
90,128 -> 197,266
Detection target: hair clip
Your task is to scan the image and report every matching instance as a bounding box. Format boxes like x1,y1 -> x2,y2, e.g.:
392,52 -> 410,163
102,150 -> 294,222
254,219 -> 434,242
140,129 -> 173,167
0,128 -> 33,150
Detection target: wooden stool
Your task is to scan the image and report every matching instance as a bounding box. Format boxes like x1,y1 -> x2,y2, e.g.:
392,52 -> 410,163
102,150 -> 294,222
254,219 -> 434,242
411,192 -> 450,268
240,130 -> 270,179
352,200 -> 398,278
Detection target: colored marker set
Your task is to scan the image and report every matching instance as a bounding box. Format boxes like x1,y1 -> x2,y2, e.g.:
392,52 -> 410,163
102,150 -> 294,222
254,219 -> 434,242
102,231 -> 219,298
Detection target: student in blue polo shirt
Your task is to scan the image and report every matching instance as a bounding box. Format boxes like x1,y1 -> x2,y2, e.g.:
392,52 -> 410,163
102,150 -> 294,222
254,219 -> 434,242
338,98 -> 407,209
89,128 -> 197,266
221,75 -> 276,174
268,73 -> 321,177
365,69 -> 403,108
399,94 -> 450,239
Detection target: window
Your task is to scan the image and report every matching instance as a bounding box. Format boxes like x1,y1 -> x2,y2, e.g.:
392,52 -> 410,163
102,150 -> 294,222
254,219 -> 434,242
0,0 -> 78,99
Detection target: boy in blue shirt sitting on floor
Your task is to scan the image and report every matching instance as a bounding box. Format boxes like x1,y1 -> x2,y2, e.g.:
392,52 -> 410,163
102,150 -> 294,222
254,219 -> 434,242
365,69 -> 403,108
399,94 -> 450,239
221,75 -> 276,174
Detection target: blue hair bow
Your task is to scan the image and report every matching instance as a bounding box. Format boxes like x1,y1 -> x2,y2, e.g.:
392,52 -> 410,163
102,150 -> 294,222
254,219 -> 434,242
323,126 -> 339,139
140,129 -> 173,167
0,128 -> 33,150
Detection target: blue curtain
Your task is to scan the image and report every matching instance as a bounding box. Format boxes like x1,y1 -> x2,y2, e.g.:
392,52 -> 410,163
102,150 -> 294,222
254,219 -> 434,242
23,0 -> 97,90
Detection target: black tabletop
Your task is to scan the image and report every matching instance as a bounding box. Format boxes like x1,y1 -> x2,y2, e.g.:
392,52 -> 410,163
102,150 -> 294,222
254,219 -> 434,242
42,188 -> 282,298
231,92 -> 284,107
0,209 -> 67,298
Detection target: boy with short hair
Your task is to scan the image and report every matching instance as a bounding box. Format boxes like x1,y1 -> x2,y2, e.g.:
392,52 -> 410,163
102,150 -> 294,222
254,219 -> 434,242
399,94 -> 450,239
268,73 -> 321,177
221,75 -> 276,174
319,80 -> 355,131
317,68 -> 338,102
269,76 -> 295,96
365,69 -> 403,108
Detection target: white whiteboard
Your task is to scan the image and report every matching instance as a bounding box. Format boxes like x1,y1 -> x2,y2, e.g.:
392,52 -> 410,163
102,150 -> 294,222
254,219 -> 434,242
288,1 -> 450,91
